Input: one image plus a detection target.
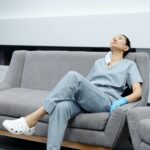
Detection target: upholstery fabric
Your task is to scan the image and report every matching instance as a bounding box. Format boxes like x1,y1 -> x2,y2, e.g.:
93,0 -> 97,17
3,51 -> 26,88
127,107 -> 150,150
68,112 -> 110,131
0,116 -> 109,147
0,88 -> 109,131
21,51 -> 106,90
140,119 -> 150,145
0,88 -> 49,118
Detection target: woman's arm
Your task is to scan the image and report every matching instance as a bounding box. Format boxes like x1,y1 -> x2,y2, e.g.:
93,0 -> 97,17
125,82 -> 142,103
110,82 -> 142,113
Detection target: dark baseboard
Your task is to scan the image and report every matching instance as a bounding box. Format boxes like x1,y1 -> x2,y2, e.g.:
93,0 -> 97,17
0,45 -> 136,65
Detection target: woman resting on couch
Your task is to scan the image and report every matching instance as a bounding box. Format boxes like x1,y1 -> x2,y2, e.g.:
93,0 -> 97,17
2,34 -> 142,150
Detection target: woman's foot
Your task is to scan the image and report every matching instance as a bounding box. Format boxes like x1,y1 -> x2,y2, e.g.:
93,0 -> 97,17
2,106 -> 46,136
2,117 -> 35,135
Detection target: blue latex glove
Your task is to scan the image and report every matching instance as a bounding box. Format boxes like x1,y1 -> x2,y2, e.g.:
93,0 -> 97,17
110,97 -> 128,113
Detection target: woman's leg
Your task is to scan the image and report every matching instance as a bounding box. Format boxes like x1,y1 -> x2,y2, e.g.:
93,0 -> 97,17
2,71 -> 86,133
24,71 -> 111,127
23,71 -> 84,128
25,106 -> 47,128
44,71 -> 112,150
44,71 -> 111,114
46,101 -> 82,150
3,71 -> 111,136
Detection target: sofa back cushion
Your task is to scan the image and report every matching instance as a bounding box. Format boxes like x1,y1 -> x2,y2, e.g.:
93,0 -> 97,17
21,51 -> 106,91
20,50 -> 149,106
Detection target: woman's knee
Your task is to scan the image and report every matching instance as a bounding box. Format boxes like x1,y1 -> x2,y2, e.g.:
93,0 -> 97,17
65,71 -> 83,83
55,102 -> 72,112
66,71 -> 80,79
54,101 -> 80,118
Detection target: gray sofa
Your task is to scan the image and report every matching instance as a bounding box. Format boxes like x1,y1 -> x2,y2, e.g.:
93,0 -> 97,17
0,50 -> 149,150
127,107 -> 150,150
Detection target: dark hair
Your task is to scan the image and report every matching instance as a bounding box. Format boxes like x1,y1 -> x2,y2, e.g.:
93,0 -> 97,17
122,34 -> 131,57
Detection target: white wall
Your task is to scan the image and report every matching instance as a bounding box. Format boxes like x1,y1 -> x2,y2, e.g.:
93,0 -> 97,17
0,0 -> 150,48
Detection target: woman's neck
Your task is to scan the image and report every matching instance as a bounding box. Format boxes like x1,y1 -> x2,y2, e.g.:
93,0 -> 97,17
111,51 -> 123,62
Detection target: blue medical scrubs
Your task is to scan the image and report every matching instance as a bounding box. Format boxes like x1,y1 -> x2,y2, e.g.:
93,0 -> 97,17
87,58 -> 143,102
44,57 -> 143,150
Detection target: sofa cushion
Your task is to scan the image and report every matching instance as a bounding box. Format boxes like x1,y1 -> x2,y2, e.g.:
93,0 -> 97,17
0,88 -> 110,131
20,51 -> 140,92
21,51 -> 106,91
68,112 -> 110,131
140,119 -> 150,145
0,88 -> 49,118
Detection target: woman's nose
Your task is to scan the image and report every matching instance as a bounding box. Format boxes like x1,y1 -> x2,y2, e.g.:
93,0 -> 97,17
112,39 -> 116,42
113,38 -> 117,41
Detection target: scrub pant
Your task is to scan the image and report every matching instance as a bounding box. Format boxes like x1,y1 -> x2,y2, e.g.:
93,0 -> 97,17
43,71 -> 112,150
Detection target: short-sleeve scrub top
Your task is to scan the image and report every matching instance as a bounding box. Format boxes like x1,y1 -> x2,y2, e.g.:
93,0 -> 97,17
87,58 -> 143,102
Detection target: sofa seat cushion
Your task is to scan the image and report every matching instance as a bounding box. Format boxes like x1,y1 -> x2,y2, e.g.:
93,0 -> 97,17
0,88 -> 110,131
68,112 -> 110,131
0,87 -> 49,118
140,119 -> 150,144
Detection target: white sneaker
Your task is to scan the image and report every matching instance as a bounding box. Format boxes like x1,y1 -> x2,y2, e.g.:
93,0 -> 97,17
2,117 -> 35,135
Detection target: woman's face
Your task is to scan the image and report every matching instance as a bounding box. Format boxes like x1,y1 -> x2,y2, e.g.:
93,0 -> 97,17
110,34 -> 129,52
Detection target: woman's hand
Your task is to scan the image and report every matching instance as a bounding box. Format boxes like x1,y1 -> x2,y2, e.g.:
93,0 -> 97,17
110,97 -> 128,113
110,82 -> 142,113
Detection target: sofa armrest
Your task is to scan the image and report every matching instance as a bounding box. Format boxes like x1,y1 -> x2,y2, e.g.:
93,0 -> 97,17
118,101 -> 140,111
128,106 -> 150,121
1,51 -> 27,88
104,101 -> 139,147
0,83 -> 12,91
127,107 -> 150,150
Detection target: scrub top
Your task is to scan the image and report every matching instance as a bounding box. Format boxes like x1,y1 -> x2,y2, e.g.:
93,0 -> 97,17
86,58 -> 143,102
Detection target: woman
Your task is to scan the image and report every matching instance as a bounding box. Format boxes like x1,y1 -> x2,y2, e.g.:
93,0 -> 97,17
2,34 -> 142,150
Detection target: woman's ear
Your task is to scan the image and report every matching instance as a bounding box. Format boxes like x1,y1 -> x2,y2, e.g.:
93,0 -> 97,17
124,45 -> 129,52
